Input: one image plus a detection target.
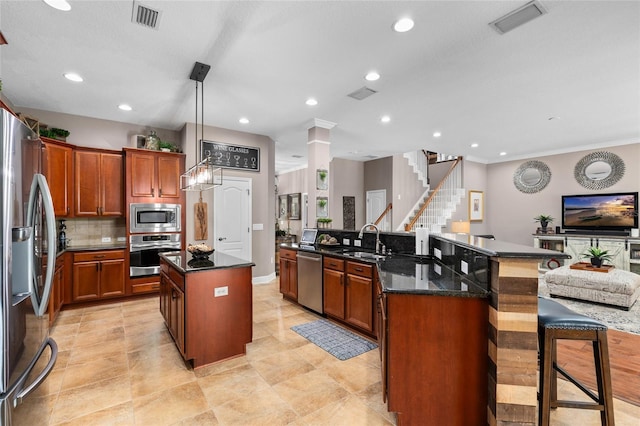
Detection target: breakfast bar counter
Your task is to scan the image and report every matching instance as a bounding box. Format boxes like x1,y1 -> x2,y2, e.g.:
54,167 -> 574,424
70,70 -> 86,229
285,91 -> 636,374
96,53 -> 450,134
159,251 -> 255,368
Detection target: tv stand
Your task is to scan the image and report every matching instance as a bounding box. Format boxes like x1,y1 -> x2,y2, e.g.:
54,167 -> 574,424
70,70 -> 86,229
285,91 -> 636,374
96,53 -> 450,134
534,233 -> 640,275
562,229 -> 630,237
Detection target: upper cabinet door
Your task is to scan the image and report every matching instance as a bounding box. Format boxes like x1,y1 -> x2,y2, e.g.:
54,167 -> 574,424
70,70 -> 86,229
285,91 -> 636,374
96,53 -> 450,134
129,151 -> 156,198
157,155 -> 181,199
100,153 -> 124,216
74,150 -> 101,216
44,141 -> 73,217
74,149 -> 124,217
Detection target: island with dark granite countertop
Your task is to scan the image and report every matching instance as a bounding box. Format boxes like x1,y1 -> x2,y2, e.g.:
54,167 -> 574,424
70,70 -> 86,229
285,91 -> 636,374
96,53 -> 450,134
159,251 -> 255,368
281,232 -> 570,425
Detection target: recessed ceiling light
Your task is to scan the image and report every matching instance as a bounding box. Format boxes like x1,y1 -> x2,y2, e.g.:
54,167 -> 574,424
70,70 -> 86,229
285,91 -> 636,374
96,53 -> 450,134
118,104 -> 132,111
43,0 -> 71,11
305,98 -> 318,106
380,115 -> 391,123
365,71 -> 380,81
471,143 -> 479,148
393,18 -> 414,33
239,117 -> 249,124
433,131 -> 441,138
64,73 -> 83,82
499,152 -> 507,156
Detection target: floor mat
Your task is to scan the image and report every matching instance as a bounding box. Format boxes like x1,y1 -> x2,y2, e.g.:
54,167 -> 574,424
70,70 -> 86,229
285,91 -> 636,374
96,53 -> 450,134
291,319 -> 377,361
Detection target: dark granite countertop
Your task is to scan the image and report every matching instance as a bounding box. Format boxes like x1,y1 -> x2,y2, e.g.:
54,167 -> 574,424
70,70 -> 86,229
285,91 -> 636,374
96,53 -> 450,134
433,233 -> 572,259
160,251 -> 255,274
279,243 -> 488,298
55,243 -> 127,257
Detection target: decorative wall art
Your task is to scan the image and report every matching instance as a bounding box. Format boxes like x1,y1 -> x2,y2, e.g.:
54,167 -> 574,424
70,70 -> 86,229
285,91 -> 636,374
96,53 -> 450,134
343,196 -> 356,230
316,169 -> 328,190
513,160 -> 551,194
574,151 -> 625,190
201,140 -> 260,172
469,190 -> 484,222
317,197 -> 328,218
288,193 -> 301,220
278,194 -> 288,219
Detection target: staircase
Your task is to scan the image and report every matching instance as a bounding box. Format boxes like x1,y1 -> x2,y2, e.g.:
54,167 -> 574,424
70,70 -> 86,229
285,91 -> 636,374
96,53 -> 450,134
399,152 -> 464,233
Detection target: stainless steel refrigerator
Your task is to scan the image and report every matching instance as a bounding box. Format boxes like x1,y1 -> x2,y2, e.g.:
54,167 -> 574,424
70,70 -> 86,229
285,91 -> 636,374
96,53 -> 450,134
0,109 -> 57,425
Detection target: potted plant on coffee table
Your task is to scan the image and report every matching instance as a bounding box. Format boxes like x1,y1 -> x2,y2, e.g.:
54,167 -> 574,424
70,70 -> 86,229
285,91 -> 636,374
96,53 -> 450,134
534,214 -> 554,232
581,246 -> 613,268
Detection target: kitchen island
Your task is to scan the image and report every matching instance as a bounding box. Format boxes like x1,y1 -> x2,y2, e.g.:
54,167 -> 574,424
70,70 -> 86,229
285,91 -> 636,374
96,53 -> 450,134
159,251 -> 254,368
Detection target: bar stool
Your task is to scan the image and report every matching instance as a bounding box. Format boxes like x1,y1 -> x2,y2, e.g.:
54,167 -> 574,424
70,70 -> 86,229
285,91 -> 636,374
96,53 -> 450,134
537,297 -> 615,426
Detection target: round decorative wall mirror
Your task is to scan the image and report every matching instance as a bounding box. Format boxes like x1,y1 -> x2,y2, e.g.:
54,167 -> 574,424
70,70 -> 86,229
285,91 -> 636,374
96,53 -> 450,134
513,160 -> 551,193
574,151 -> 624,190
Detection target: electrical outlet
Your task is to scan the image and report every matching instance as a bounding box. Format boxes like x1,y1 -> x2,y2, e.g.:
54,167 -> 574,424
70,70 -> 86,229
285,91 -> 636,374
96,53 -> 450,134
354,240 -> 361,247
101,237 -> 112,243
116,237 -> 126,242
342,238 -> 350,245
214,286 -> 228,297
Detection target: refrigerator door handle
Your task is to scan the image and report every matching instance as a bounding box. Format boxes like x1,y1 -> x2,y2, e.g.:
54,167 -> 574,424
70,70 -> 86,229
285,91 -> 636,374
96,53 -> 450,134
13,338 -> 58,407
26,173 -> 57,317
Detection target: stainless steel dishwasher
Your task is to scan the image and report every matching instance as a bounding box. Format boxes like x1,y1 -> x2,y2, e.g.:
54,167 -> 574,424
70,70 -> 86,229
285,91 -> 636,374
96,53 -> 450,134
297,250 -> 323,314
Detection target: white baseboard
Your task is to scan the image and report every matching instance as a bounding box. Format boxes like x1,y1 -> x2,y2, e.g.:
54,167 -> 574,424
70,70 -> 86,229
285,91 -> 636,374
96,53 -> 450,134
253,272 -> 276,285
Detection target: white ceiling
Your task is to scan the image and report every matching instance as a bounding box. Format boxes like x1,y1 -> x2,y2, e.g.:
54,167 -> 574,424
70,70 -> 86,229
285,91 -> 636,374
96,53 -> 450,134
1,1 -> 639,173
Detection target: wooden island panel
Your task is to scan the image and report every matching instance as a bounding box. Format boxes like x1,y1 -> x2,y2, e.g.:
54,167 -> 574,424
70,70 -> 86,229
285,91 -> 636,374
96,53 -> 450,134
185,266 -> 253,367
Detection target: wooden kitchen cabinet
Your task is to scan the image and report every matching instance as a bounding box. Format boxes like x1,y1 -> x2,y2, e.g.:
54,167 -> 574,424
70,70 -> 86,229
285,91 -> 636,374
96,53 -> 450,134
43,139 -> 73,217
159,256 -> 253,368
380,291 -> 488,425
160,269 -> 185,354
125,149 -> 185,202
74,149 -> 124,217
323,256 -> 375,337
279,248 -> 298,301
71,250 -> 126,302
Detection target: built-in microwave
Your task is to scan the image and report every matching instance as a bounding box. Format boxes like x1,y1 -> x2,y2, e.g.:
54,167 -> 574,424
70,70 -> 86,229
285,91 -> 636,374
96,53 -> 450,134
130,203 -> 181,234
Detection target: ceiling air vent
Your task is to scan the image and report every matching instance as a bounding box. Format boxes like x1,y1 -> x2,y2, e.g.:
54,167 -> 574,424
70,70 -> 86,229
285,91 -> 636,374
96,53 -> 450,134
132,1 -> 161,29
348,86 -> 377,101
291,155 -> 304,159
489,0 -> 547,34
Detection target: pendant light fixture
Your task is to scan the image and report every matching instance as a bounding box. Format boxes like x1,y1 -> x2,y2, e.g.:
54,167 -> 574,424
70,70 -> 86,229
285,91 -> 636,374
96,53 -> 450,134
181,61 -> 222,191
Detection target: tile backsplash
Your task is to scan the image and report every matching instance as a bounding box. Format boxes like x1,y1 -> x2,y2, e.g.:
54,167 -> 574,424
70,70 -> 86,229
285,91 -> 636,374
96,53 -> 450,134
60,217 -> 126,246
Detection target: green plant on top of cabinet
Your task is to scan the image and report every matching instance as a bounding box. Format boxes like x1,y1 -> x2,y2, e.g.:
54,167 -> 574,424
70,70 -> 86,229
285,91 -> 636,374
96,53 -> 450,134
74,149 -> 124,217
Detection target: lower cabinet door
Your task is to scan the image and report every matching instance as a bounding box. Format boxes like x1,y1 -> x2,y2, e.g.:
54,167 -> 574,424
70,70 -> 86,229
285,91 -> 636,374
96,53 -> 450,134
100,259 -> 125,297
72,262 -> 100,301
323,268 -> 345,319
346,274 -> 373,333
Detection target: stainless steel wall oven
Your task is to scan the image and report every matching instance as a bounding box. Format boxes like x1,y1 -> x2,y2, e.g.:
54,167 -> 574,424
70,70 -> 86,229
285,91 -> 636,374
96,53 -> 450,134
130,203 -> 181,234
129,233 -> 181,277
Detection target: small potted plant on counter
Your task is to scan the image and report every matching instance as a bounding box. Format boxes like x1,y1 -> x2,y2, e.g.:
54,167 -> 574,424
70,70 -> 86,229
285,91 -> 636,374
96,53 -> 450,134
581,246 -> 613,268
534,214 -> 554,233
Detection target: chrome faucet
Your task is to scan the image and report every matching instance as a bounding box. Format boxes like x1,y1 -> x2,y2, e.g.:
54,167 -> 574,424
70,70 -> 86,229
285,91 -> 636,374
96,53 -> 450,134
358,223 -> 381,254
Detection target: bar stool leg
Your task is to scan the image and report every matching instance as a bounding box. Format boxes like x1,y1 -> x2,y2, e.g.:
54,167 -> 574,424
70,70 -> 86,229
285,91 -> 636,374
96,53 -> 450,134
550,337 -> 558,407
595,330 -> 615,425
539,329 -> 555,426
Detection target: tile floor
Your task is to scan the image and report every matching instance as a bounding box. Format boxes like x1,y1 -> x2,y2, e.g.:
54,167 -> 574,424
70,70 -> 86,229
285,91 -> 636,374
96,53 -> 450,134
32,279 -> 640,425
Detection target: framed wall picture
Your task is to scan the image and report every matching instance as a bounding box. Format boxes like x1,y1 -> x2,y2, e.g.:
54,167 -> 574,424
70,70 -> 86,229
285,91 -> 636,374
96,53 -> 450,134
278,194 -> 288,219
316,169 -> 328,190
469,190 -> 484,222
288,193 -> 301,220
316,197 -> 328,218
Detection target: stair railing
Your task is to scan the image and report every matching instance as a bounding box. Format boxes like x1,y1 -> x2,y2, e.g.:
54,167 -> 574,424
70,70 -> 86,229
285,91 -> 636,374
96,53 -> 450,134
374,203 -> 392,228
404,157 -> 463,232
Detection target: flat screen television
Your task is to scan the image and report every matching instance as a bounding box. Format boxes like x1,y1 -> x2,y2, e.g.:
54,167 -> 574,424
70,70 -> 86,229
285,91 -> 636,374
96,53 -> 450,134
562,192 -> 638,232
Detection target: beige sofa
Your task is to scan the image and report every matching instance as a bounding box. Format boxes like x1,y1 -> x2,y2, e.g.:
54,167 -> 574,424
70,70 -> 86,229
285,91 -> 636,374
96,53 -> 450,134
544,265 -> 640,310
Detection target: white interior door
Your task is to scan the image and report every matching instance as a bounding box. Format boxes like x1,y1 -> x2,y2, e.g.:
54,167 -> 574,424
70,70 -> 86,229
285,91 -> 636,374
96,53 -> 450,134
366,189 -> 388,231
214,177 -> 252,261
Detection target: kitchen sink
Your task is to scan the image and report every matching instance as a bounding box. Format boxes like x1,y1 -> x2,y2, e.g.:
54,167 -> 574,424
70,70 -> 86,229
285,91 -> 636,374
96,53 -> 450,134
345,251 -> 386,261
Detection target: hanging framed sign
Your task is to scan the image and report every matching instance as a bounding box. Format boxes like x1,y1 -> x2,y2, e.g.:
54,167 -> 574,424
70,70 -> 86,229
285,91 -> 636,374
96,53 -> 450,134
200,140 -> 260,172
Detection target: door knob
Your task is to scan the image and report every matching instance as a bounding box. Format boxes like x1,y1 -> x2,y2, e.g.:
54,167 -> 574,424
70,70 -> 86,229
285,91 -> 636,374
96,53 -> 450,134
218,237 -> 227,241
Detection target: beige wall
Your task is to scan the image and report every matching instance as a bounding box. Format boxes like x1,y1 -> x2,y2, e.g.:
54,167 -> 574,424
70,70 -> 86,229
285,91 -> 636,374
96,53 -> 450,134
330,158 -> 365,230
181,123 -> 276,282
17,107 -> 180,152
486,143 -> 640,245
391,154 -> 428,230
